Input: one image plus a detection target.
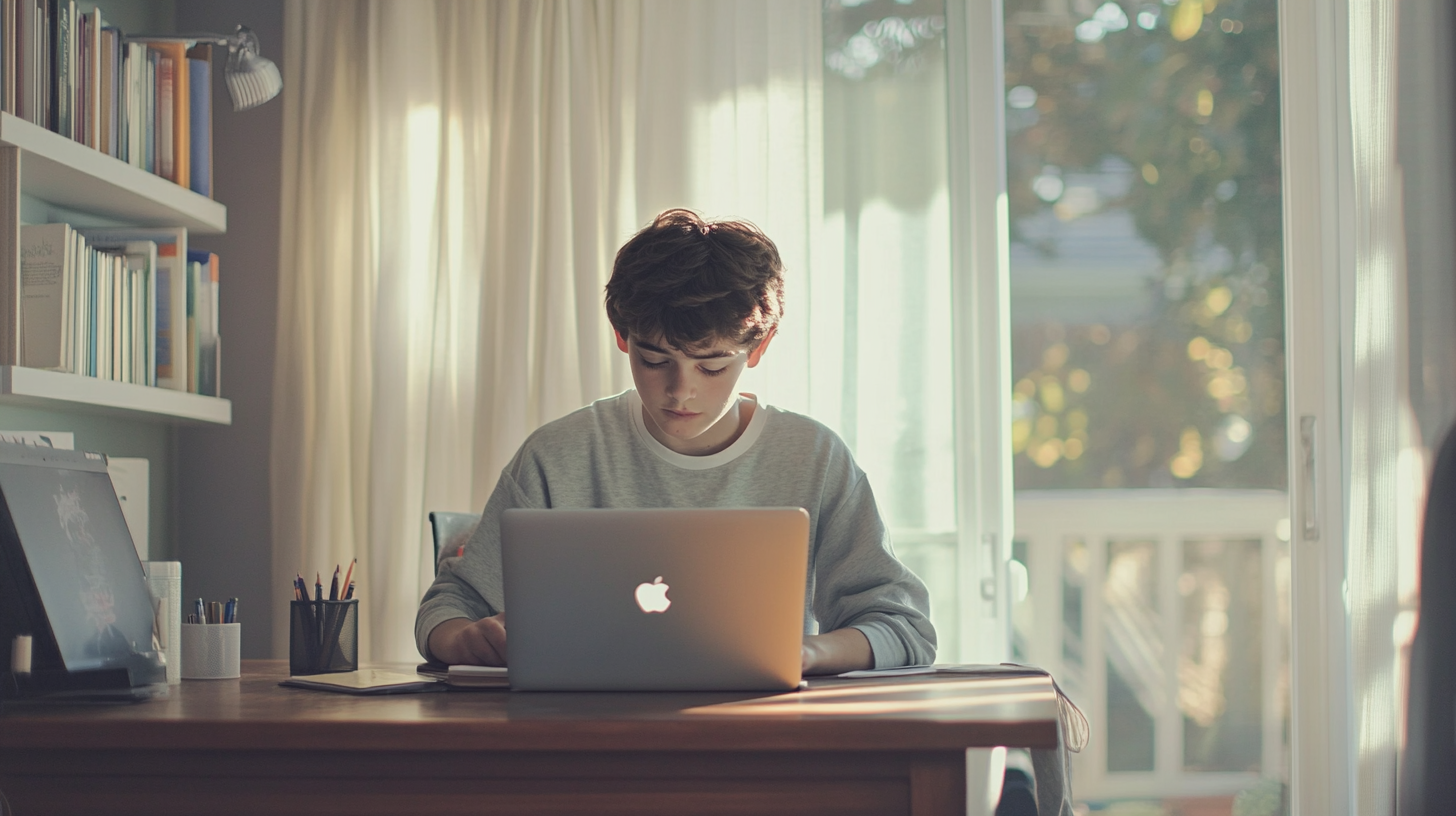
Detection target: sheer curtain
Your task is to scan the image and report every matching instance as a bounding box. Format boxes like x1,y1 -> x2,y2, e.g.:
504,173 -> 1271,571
273,0 -> 820,661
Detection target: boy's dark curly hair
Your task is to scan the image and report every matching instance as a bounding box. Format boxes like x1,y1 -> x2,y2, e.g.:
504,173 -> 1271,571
605,209 -> 784,350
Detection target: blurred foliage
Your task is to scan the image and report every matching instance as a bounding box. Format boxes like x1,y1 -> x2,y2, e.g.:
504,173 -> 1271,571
1005,0 -> 1287,490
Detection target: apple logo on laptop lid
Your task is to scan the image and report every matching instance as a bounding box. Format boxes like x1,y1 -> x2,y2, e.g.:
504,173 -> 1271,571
634,576 -> 671,613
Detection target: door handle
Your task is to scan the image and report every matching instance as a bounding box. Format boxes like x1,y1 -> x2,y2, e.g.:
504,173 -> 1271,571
1300,415 -> 1319,541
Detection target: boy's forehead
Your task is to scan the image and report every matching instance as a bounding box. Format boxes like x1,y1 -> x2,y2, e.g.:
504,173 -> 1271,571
633,336 -> 746,359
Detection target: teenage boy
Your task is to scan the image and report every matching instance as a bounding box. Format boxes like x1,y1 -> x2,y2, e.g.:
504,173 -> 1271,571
416,208 -> 936,674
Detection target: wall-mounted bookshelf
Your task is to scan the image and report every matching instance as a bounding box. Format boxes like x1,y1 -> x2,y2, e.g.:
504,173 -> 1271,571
0,108 -> 229,424
0,365 -> 230,424
1,113 -> 225,234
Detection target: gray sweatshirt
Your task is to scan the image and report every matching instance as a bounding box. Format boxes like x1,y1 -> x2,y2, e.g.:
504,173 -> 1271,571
415,390 -> 937,668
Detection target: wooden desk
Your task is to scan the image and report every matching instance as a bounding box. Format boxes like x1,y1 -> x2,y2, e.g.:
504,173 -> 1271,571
0,660 -> 1058,816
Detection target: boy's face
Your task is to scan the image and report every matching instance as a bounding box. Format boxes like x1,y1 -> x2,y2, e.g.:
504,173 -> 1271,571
616,329 -> 774,455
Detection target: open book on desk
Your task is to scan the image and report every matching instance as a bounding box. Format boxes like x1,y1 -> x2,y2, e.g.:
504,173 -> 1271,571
415,663 -> 510,689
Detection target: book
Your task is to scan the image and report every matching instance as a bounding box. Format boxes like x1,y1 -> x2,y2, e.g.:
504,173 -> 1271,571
279,669 -> 445,696
146,40 -> 187,188
186,45 -> 210,197
102,25 -> 117,157
50,0 -> 68,137
89,240 -> 157,386
414,663 -> 511,689
185,252 -> 197,392
18,222 -> 71,370
77,227 -> 186,390
446,665 -> 510,688
187,249 -> 218,396
155,51 -> 171,180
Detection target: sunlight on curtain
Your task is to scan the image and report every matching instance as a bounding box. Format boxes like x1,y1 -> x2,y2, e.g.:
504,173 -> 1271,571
1346,0 -> 1416,811
815,0 -> 957,657
635,0 -> 822,417
277,1 -> 631,662
640,0 -> 960,655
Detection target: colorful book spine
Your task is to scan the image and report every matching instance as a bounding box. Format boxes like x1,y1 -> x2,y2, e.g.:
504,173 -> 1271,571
0,5 -> 213,190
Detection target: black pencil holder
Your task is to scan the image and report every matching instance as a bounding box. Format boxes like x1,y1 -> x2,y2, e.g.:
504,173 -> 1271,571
289,599 -> 358,676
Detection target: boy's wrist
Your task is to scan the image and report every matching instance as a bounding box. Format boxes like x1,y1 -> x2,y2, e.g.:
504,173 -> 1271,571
426,617 -> 472,664
802,627 -> 874,675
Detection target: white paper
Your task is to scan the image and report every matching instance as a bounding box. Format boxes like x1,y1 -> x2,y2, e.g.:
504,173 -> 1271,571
836,665 -> 937,678
0,431 -> 74,449
108,457 -> 150,562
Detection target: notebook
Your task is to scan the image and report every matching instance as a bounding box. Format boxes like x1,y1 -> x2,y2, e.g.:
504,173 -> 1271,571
501,507 -> 809,692
280,668 -> 442,695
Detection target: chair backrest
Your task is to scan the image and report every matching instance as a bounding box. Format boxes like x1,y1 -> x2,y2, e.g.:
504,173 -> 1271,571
1402,424 -> 1456,813
428,511 -> 482,576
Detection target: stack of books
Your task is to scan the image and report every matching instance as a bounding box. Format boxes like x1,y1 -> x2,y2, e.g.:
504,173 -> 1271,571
19,222 -> 221,395
1,0 -> 213,196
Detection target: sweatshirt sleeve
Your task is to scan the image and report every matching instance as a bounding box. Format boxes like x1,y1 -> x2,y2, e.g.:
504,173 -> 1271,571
812,471 -> 938,668
413,468 -> 538,660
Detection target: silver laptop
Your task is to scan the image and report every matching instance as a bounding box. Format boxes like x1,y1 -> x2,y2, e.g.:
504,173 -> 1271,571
502,507 -> 809,692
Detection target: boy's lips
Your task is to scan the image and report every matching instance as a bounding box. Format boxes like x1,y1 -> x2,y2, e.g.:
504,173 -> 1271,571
663,408 -> 700,418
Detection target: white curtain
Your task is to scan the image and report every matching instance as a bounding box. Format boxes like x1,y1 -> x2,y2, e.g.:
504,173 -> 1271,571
1345,0 -> 1421,812
273,0 -> 820,662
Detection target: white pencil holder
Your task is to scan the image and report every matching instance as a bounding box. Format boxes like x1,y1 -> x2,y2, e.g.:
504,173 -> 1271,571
181,623 -> 241,679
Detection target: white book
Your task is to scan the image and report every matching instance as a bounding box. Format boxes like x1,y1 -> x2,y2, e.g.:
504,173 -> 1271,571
90,240 -> 157,387
78,228 -> 186,390
128,42 -> 145,168
19,223 -> 73,371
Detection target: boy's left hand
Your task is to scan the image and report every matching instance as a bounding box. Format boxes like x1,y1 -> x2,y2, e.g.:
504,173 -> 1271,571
801,628 -> 873,675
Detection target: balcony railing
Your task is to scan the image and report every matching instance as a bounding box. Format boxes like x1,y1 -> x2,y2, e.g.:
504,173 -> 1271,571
895,489 -> 1289,802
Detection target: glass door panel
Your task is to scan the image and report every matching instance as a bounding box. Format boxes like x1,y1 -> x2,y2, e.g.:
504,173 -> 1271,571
1004,0 -> 1291,810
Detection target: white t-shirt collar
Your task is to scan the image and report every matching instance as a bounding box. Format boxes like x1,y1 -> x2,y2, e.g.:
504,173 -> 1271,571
627,389 -> 767,470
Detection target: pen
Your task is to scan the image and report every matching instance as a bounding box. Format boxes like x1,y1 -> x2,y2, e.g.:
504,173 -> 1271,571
194,598 -> 206,624
314,573 -> 323,604
344,580 -> 355,600
328,566 -> 340,601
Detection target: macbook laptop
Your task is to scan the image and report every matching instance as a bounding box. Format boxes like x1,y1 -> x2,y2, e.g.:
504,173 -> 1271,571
501,507 -> 809,692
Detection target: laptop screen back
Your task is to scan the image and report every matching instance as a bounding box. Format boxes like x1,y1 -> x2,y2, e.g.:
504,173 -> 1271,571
502,507 -> 809,692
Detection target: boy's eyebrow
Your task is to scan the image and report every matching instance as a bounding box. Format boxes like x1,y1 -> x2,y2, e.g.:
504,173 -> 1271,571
636,340 -> 736,360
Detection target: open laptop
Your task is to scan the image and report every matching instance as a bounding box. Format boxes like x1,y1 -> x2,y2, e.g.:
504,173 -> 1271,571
501,507 -> 809,692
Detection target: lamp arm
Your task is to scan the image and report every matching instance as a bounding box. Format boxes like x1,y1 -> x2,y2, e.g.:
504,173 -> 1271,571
124,33 -> 233,47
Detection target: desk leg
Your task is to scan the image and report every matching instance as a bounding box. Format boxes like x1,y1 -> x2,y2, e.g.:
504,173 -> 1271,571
910,752 -> 969,816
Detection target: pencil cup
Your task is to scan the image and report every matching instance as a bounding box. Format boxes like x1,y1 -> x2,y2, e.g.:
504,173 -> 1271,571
289,599 -> 359,676
180,623 -> 241,679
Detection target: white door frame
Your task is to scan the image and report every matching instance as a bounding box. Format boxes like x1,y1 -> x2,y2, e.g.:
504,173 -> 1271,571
945,0 -> 1015,665
1280,0 -> 1356,813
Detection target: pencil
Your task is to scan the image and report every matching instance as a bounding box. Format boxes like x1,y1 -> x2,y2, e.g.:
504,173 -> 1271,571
340,558 -> 356,601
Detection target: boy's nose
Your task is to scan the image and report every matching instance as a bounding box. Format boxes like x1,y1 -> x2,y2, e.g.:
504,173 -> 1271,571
667,370 -> 695,401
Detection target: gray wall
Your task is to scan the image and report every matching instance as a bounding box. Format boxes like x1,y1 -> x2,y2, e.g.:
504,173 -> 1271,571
174,0 -> 284,658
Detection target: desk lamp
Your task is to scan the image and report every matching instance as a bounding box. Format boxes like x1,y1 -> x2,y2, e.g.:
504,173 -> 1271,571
127,25 -> 283,111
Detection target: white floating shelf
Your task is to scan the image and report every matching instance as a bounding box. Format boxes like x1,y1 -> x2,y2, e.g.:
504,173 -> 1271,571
0,112 -> 226,234
0,366 -> 231,425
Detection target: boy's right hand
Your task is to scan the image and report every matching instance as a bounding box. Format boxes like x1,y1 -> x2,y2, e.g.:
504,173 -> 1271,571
428,613 -> 507,666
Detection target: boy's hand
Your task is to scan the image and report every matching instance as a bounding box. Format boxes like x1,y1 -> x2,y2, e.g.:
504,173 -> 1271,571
428,613 -> 508,666
801,628 -> 873,676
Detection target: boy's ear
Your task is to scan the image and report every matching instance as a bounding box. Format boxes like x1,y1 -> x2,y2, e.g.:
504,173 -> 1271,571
746,326 -> 777,368
614,330 -> 630,354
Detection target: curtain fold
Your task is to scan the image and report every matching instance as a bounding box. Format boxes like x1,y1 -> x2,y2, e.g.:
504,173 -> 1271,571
275,0 -> 818,662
